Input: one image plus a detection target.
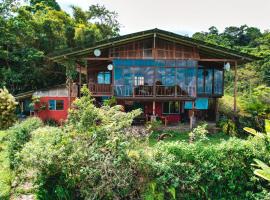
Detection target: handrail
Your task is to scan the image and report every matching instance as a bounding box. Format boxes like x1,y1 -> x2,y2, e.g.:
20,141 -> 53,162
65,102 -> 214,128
88,83 -> 195,97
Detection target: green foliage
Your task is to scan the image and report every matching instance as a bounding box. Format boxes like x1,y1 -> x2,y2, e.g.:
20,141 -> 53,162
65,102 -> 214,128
146,120 -> 163,132
8,117 -> 43,169
252,159 -> 270,182
18,127 -> 76,200
142,137 -> 270,199
218,118 -> 238,136
189,123 -> 209,143
0,131 -> 13,200
244,120 -> 270,184
0,1 -> 120,94
0,87 -> 18,129
18,86 -> 142,199
103,96 -> 117,107
30,0 -> 61,11
242,85 -> 270,118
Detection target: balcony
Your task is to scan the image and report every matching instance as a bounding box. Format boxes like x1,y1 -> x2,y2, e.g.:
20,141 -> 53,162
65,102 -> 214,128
89,83 -> 112,96
88,83 -> 195,98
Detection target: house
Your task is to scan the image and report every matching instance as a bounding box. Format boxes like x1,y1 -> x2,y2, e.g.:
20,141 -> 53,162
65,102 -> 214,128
15,84 -> 77,123
50,29 -> 258,126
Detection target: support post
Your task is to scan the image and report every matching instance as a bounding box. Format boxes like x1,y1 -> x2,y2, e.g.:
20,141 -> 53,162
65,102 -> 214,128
190,101 -> 195,129
153,101 -> 156,116
215,98 -> 219,122
79,64 -> 82,97
234,61 -> 238,114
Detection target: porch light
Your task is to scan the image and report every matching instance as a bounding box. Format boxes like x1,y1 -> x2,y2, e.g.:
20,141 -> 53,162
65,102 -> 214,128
224,62 -> 230,71
107,64 -> 113,71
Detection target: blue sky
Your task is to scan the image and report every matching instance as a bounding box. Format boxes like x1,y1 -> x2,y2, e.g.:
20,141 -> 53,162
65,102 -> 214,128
57,0 -> 270,36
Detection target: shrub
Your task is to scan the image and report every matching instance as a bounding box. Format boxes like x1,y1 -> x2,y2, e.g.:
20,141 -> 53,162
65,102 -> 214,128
18,127 -> 77,200
146,119 -> 162,132
18,86 -> 142,199
8,117 -> 43,169
142,137 -> 270,199
0,87 -> 18,129
44,118 -> 58,126
189,123 -> 209,143
64,86 -> 142,199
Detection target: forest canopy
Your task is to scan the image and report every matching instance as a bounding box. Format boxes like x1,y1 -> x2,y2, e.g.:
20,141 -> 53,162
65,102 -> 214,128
0,0 -> 120,94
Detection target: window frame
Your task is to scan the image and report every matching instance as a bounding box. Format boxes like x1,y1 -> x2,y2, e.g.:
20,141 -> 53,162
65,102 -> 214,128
48,100 -> 64,111
162,101 -> 180,114
97,71 -> 111,84
134,76 -> 144,86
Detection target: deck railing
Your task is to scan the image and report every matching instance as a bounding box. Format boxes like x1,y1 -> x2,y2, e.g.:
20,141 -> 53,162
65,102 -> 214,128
88,83 -> 112,95
88,83 -> 195,97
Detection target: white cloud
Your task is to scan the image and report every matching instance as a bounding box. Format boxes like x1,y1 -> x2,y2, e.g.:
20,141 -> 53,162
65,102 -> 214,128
57,0 -> 270,36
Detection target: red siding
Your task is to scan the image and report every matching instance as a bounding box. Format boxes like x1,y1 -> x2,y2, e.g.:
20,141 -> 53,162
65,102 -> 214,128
36,97 -> 71,123
143,102 -> 181,123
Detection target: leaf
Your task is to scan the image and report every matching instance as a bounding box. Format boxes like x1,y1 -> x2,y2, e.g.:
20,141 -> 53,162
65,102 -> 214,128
265,119 -> 270,134
254,169 -> 270,181
167,187 -> 176,199
243,127 -> 261,136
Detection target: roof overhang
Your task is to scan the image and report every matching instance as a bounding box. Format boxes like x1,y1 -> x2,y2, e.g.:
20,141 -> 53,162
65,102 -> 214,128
48,28 -> 261,65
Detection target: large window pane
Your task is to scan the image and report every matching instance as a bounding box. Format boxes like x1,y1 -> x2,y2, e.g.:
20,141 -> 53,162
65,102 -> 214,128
163,101 -> 180,114
197,68 -> 204,93
205,69 -> 213,94
97,72 -> 111,84
185,68 -> 196,96
214,69 -> 223,95
56,100 -> 64,110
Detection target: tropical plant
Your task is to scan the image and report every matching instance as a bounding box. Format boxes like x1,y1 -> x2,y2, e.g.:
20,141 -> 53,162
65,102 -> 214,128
252,159 -> 270,182
8,117 -> 43,169
18,86 -> 142,199
189,123 -> 209,143
0,87 -> 18,129
244,119 -> 270,183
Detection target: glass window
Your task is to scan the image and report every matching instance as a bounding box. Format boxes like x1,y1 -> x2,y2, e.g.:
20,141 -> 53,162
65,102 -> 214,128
205,69 -> 213,94
134,76 -> 144,86
214,69 -> 223,95
156,67 -> 175,86
49,100 -> 64,110
197,68 -> 204,94
56,100 -> 64,110
49,100 -> 55,110
163,102 -> 180,114
185,68 -> 196,96
97,71 -> 111,84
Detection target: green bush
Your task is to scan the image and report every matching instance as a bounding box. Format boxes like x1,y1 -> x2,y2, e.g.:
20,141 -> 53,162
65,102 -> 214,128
18,86 -> 142,200
8,117 -> 43,169
18,127 -> 77,200
0,88 -> 18,130
189,123 -> 209,142
142,137 -> 270,199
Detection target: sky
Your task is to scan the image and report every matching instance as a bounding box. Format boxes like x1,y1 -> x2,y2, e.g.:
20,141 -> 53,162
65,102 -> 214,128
57,0 -> 270,36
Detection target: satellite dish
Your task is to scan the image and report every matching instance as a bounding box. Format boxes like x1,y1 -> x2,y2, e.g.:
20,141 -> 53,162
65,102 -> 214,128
107,64 -> 113,71
224,62 -> 230,71
94,49 -> 101,57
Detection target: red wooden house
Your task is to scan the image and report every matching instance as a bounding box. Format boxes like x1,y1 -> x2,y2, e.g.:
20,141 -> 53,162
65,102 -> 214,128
16,84 -> 77,123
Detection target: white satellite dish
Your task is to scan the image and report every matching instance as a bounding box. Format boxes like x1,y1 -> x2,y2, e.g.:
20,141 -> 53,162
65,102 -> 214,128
94,49 -> 101,57
107,64 -> 113,71
224,62 -> 230,71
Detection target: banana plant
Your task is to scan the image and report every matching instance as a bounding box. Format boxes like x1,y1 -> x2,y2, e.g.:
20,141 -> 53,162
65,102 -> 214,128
244,119 -> 270,182
252,159 -> 270,182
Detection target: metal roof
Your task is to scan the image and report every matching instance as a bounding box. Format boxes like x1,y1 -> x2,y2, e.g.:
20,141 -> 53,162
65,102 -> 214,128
48,28 -> 260,63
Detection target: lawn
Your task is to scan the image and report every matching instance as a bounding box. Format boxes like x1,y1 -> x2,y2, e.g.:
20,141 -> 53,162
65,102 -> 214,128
0,130 -> 12,200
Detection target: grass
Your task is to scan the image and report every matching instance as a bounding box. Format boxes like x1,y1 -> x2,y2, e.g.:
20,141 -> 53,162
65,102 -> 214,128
0,130 -> 13,200
148,130 -> 230,146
